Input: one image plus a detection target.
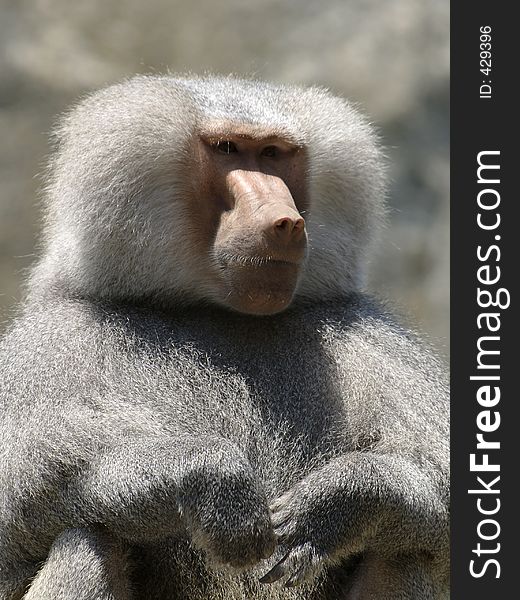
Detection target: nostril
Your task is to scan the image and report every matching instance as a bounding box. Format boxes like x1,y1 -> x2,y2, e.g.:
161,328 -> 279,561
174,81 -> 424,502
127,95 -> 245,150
293,217 -> 305,232
274,217 -> 293,233
273,216 -> 305,236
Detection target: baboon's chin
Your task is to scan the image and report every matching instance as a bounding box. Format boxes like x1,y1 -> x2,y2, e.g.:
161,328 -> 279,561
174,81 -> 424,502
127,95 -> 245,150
227,290 -> 295,316
222,264 -> 300,316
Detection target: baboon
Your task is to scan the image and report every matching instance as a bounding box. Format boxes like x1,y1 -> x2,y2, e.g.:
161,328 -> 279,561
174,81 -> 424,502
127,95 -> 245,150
0,75 -> 449,599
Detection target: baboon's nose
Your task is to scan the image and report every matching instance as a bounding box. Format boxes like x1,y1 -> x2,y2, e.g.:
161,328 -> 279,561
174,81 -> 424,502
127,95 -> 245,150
271,214 -> 306,242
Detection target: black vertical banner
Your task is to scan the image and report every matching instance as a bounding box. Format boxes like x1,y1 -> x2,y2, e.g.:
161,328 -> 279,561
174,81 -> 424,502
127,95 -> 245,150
451,3 -> 518,597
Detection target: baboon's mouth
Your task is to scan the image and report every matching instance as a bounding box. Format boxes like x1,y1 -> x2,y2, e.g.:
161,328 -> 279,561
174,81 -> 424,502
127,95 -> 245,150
215,256 -> 301,315
217,253 -> 301,270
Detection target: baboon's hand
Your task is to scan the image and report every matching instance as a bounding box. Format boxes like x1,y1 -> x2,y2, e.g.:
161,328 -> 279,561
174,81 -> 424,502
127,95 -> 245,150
261,467 -> 357,587
179,452 -> 276,569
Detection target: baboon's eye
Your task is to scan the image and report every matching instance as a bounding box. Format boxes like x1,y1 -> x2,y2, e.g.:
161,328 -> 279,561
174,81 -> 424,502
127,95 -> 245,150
214,141 -> 238,154
260,145 -> 278,158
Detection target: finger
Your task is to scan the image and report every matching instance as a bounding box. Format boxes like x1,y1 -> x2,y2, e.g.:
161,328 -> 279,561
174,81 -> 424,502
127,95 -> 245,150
258,530 -> 277,560
271,510 -> 292,529
269,491 -> 293,513
273,525 -> 292,545
284,565 -> 306,588
258,550 -> 291,584
259,562 -> 287,584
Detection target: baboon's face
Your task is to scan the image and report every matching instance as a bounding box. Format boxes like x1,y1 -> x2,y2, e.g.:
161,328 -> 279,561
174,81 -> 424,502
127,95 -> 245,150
42,78 -> 384,311
190,127 -> 308,315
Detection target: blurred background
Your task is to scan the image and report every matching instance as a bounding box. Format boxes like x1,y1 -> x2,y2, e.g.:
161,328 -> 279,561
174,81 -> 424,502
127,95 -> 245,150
0,0 -> 449,358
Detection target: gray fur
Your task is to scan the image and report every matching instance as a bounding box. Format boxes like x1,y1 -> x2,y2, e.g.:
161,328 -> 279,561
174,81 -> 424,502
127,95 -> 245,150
0,75 -> 449,599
